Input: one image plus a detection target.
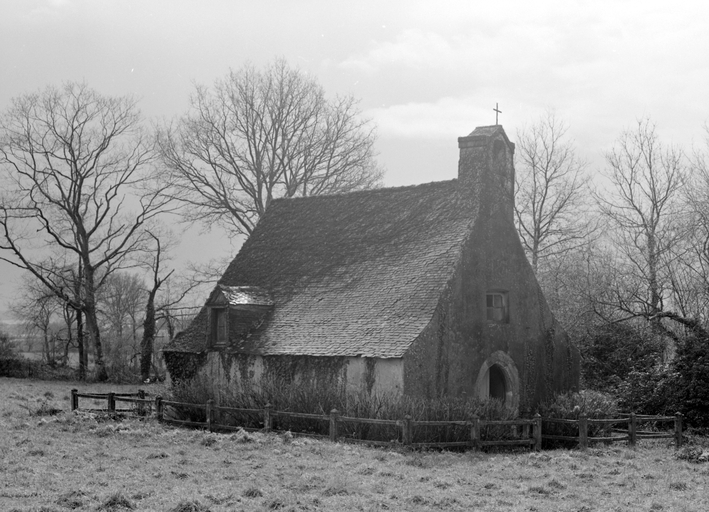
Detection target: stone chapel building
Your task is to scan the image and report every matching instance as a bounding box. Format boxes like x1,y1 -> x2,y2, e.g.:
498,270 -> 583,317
163,124 -> 580,412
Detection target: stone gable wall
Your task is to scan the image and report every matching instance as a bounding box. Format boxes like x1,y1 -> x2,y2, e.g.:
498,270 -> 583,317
404,130 -> 579,410
404,208 -> 579,409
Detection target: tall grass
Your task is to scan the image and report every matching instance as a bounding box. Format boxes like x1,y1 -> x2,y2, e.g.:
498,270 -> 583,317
538,390 -> 620,447
168,374 -> 516,444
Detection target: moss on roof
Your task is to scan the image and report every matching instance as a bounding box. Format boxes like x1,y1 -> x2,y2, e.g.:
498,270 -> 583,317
165,179 -> 478,357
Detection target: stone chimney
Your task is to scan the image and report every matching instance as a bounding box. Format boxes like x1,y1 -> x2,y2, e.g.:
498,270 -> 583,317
457,125 -> 515,222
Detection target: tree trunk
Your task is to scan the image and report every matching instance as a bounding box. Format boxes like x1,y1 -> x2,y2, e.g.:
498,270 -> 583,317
43,329 -> 51,365
166,315 -> 175,341
83,267 -> 107,381
61,308 -> 73,367
77,309 -> 87,380
84,304 -> 106,381
140,289 -> 158,382
647,229 -> 665,342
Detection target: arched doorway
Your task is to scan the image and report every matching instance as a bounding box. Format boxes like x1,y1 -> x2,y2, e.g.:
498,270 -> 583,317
474,351 -> 520,413
488,364 -> 507,401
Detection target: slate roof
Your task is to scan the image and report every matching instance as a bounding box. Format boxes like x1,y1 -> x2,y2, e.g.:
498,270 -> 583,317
165,179 -> 478,358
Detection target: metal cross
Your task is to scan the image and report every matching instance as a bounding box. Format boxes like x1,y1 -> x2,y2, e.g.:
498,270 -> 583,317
493,103 -> 502,125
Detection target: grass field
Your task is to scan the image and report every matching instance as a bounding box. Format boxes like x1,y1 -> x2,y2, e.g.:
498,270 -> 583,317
1,377 -> 708,512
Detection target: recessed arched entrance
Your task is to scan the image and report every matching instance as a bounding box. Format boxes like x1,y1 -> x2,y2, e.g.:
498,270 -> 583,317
488,364 -> 507,401
474,351 -> 520,413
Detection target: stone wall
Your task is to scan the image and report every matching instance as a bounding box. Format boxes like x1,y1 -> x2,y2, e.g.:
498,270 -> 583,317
195,352 -> 404,397
403,129 -> 580,410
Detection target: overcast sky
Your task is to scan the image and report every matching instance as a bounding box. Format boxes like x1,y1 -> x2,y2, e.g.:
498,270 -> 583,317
1,0 -> 708,319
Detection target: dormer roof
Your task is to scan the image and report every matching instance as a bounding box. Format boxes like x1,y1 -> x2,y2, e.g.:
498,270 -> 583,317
207,285 -> 274,307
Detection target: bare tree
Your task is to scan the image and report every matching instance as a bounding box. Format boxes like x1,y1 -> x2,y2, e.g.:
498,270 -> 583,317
157,58 -> 383,237
515,111 -> 593,272
58,298 -> 78,369
0,82 -> 171,380
668,123 -> 709,324
140,231 -> 200,381
140,232 -> 172,381
10,275 -> 63,365
99,272 -> 146,369
595,118 -> 686,329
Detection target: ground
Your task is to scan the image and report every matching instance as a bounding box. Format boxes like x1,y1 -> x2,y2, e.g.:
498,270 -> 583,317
0,378 -> 707,512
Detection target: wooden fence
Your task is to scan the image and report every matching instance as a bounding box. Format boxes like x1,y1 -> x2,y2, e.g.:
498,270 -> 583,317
69,389 -> 683,450
542,413 -> 683,449
70,389 -> 154,416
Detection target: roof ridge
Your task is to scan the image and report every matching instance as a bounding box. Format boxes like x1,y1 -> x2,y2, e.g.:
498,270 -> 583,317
270,178 -> 458,205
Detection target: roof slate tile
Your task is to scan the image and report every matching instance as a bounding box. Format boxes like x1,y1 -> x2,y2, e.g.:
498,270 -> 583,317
165,179 -> 477,357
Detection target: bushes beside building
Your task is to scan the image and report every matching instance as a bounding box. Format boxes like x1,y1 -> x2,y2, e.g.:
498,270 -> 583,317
580,321 -> 709,429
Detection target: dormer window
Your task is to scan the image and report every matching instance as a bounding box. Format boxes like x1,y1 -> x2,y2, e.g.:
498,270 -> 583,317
205,285 -> 274,349
486,292 -> 509,323
212,308 -> 228,347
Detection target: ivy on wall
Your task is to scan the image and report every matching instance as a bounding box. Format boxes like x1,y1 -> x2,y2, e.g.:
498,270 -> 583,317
164,352 -> 207,383
261,355 -> 347,388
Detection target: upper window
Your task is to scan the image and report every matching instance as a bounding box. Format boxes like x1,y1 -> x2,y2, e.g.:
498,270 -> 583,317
211,308 -> 228,346
486,292 -> 508,323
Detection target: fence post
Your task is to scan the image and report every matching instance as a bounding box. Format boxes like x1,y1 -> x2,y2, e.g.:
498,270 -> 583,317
155,396 -> 163,422
107,392 -> 115,413
675,412 -> 683,448
206,399 -> 214,432
534,413 -> 542,451
329,409 -> 340,442
263,403 -> 273,432
71,389 -> 78,411
402,415 -> 413,445
471,415 -> 481,449
579,415 -> 588,450
629,413 -> 636,447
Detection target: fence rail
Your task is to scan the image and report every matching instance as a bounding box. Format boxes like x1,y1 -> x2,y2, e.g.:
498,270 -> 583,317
542,412 -> 683,449
70,389 -> 683,450
70,389 -> 153,415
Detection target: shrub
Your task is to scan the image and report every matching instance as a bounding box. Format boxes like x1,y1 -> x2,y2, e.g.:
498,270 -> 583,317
104,359 -> 142,384
0,331 -> 17,358
615,365 -> 673,415
608,333 -> 709,428
538,390 -> 619,447
539,389 -> 619,420
580,323 -> 664,392
666,335 -> 709,428
0,357 -> 77,379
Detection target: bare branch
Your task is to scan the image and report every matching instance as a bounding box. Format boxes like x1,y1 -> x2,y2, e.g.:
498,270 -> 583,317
0,82 -> 173,380
514,110 -> 595,272
157,58 -> 383,237
595,118 -> 687,329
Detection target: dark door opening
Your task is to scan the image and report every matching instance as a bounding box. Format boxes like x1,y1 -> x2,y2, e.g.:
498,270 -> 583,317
489,364 -> 507,402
